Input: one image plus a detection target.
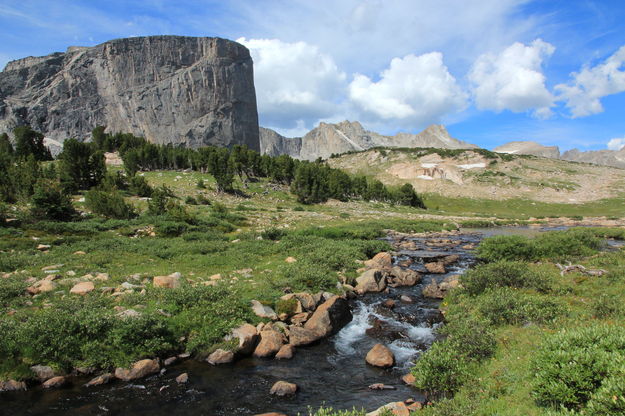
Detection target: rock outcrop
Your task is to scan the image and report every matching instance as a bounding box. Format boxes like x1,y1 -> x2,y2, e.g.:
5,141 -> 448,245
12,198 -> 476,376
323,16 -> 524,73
260,121 -> 477,160
0,36 -> 259,150
494,141 -> 560,159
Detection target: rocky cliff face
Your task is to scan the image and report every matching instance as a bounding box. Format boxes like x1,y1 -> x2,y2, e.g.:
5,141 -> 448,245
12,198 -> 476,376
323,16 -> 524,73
493,141 -> 560,159
0,36 -> 259,150
561,148 -> 625,169
260,121 -> 476,160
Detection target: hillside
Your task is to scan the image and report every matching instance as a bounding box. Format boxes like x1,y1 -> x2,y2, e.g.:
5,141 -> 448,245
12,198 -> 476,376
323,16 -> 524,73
328,148 -> 625,204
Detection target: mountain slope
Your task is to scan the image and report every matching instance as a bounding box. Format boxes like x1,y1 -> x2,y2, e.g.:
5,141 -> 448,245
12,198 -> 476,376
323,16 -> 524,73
561,147 -> 625,169
328,147 -> 625,204
494,141 -> 560,159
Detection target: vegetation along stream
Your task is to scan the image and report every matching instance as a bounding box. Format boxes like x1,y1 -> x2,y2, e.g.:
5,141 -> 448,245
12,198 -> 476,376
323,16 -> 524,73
1,226 -> 572,416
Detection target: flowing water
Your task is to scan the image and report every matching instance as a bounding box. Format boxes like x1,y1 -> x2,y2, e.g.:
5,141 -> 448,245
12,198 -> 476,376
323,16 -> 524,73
1,227 -> 560,416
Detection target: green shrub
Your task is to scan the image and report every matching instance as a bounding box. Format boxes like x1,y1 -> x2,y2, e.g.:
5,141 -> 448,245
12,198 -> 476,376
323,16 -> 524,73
128,175 -> 153,197
592,294 -> 624,318
474,287 -> 566,326
261,227 -> 287,241
275,297 -> 299,315
477,230 -> 602,262
461,261 -> 550,295
438,317 -> 497,361
275,260 -> 337,292
30,180 -> 77,221
412,342 -> 473,399
85,189 -> 136,219
185,196 -> 198,205
585,371 -> 625,416
196,194 -> 211,205
0,277 -> 28,309
531,325 -> 625,411
196,179 -> 206,189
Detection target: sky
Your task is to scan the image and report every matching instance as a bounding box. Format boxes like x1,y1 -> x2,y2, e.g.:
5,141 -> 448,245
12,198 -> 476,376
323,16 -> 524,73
1,0 -> 625,151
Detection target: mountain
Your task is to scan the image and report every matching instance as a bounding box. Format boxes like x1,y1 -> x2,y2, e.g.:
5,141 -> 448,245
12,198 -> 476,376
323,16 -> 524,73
561,148 -> 625,169
493,141 -> 560,159
259,121 -> 477,160
0,36 -> 259,150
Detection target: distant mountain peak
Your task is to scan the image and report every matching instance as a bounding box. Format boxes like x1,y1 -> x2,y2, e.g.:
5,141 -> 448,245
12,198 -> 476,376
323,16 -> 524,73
259,121 -> 477,160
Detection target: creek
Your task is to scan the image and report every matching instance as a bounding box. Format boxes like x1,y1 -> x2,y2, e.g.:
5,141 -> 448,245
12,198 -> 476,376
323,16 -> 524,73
2,227 -> 558,416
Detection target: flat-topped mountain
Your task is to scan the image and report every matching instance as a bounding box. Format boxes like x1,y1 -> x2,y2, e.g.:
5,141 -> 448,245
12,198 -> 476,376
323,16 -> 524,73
260,121 -> 476,160
494,141 -> 560,159
0,36 -> 259,150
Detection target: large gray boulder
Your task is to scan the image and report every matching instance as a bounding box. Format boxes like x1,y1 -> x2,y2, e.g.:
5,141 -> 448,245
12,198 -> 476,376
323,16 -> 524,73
0,36 -> 259,151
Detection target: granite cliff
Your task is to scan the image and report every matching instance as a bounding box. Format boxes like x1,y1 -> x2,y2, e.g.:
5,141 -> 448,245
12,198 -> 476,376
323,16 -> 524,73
0,36 -> 259,150
260,121 -> 476,160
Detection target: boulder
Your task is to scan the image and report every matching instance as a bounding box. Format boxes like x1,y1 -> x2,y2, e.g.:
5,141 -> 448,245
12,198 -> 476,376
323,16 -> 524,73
439,275 -> 461,291
421,280 -> 444,299
85,373 -> 113,387
290,312 -> 311,326
69,281 -> 95,295
227,323 -> 259,355
207,349 -> 234,365
364,252 -> 393,270
30,365 -> 56,381
294,292 -> 317,311
0,380 -> 27,392
254,414 -> 287,416
288,326 -> 322,346
388,267 -> 421,287
251,300 -> 278,320
163,356 -> 178,366
28,279 -> 58,294
441,255 -> 460,266
425,262 -> 446,274
422,275 -> 460,299
366,401 -> 409,416
269,380 -> 298,396
176,373 -> 189,384
253,329 -> 285,358
400,295 -> 415,304
402,373 -> 416,385
304,296 -> 352,338
275,344 -> 295,360
355,269 -> 387,294
366,344 -> 395,368
153,273 -> 181,289
114,359 -> 160,381
42,376 -> 67,389
36,244 -> 51,251
382,299 -> 396,309
285,256 -> 297,263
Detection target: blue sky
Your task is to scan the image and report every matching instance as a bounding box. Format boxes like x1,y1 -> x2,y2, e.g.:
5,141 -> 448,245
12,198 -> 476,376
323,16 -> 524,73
1,0 -> 625,151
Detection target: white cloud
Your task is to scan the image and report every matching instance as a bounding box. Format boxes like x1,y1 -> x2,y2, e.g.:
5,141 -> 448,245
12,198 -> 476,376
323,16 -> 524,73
556,45 -> 625,117
607,137 -> 625,151
237,37 -> 346,130
348,52 -> 467,127
469,39 -> 555,117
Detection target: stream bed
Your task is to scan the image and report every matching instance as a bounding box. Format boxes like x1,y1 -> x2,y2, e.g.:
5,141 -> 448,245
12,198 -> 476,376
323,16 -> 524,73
2,227 -> 555,416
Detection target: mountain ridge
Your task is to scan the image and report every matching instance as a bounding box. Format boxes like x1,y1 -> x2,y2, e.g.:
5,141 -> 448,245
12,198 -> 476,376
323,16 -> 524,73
260,121 -> 477,160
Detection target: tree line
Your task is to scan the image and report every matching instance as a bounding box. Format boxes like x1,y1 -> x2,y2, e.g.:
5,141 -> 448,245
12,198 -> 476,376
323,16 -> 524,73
0,125 -> 425,222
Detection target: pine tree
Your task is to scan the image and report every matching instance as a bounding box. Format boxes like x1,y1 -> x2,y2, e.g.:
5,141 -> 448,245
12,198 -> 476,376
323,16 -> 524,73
58,139 -> 106,192
13,126 -> 52,161
0,133 -> 13,156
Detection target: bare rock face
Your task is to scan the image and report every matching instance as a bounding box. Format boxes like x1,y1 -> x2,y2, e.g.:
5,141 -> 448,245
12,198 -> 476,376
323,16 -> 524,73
0,36 -> 259,151
260,121 -> 476,160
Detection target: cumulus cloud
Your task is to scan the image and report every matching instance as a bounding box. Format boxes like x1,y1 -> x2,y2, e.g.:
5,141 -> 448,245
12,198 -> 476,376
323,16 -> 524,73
236,37 -> 346,130
556,46 -> 625,118
469,39 -> 555,117
607,137 -> 625,151
348,52 -> 467,127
